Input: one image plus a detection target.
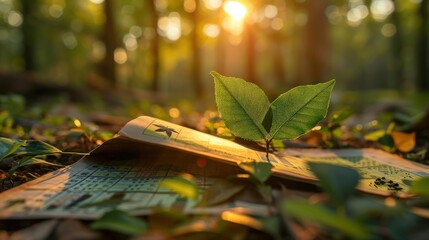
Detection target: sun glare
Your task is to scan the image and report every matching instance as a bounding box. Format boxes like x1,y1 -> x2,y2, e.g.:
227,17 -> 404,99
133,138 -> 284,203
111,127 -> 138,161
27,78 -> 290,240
223,1 -> 247,21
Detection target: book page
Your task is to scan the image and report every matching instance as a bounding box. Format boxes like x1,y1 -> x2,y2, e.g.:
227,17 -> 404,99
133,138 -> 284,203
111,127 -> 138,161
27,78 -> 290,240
277,148 -> 429,196
0,144 -> 267,219
119,116 -> 266,164
1,116 -> 428,219
119,116 -> 429,197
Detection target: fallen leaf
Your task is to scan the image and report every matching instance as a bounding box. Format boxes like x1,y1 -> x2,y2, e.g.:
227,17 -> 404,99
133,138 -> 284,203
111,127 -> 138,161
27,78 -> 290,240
391,131 -> 415,153
0,169 -> 7,180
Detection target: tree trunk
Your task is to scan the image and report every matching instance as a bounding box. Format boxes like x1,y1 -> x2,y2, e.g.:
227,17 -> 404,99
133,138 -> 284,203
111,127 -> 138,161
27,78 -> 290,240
102,0 -> 117,86
417,1 -> 428,90
391,0 -> 404,89
272,1 -> 287,89
216,11 -> 226,75
148,0 -> 160,93
272,30 -> 286,87
20,0 -> 37,72
190,1 -> 203,99
302,0 -> 329,84
246,21 -> 257,84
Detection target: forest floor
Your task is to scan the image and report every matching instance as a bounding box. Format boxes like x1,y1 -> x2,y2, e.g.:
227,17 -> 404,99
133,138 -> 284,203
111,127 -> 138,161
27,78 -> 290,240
1,91 -> 429,239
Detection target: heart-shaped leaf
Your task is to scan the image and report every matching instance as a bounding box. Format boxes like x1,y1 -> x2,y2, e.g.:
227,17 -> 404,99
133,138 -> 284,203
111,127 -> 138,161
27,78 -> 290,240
212,72 -> 335,163
212,71 -> 270,141
269,80 -> 335,140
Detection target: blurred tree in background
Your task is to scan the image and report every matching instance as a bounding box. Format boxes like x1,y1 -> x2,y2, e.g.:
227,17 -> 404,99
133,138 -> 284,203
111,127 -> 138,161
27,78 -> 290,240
0,0 -> 427,103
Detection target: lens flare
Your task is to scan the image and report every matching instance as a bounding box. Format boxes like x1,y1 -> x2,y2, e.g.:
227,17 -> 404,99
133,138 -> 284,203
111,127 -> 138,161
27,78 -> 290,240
223,1 -> 247,21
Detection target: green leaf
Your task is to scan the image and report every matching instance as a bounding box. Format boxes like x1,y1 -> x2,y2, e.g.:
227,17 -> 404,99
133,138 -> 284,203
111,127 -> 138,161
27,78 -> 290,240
17,140 -> 62,156
269,80 -> 335,140
0,137 -> 25,160
364,130 -> 386,141
199,179 -> 246,206
330,109 -> 354,125
238,161 -> 272,183
18,157 -> 63,168
212,71 -> 270,141
386,122 -> 395,134
258,216 -> 282,238
406,149 -> 427,161
8,155 -> 33,174
262,108 -> 273,133
410,177 -> 429,197
0,94 -> 25,114
256,183 -> 272,202
90,209 -> 147,235
160,174 -> 199,200
346,197 -> 406,218
378,134 -> 394,152
308,162 -> 360,205
282,199 -> 368,239
271,139 -> 285,152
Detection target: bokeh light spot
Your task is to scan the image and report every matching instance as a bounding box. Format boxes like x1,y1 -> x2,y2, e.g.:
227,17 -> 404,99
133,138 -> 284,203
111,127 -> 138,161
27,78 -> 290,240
203,24 -> 220,38
381,23 -> 396,37
7,11 -> 23,27
169,108 -> 181,118
197,158 -> 207,168
223,1 -> 247,21
203,0 -> 222,10
184,0 -> 196,13
264,5 -> 278,19
114,48 -> 127,64
271,18 -> 283,31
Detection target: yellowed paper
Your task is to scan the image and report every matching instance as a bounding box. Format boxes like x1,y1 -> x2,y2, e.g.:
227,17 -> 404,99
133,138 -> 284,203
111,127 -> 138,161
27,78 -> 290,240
0,116 -> 428,219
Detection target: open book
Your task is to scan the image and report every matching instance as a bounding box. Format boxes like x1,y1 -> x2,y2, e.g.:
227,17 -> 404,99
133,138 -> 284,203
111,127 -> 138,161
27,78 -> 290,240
0,116 -> 428,219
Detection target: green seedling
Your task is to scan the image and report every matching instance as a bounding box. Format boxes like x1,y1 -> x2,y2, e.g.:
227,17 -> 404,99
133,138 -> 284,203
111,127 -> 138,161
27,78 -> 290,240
211,71 -> 335,162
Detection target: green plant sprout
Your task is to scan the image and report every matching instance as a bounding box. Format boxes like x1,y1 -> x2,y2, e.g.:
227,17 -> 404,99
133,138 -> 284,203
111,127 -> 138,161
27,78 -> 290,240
211,71 -> 335,162
0,137 -> 87,176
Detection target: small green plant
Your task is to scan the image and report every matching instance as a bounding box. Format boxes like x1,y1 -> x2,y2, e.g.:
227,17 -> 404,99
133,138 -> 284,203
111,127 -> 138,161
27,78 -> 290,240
0,137 -> 87,176
211,71 -> 335,161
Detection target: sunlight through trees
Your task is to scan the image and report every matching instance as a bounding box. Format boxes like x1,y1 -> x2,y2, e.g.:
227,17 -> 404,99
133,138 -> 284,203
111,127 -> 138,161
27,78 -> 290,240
0,0 -> 427,98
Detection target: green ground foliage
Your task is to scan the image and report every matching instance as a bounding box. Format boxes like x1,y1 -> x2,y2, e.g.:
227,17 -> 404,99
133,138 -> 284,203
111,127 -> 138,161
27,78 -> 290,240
0,84 -> 428,239
0,0 -> 428,237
